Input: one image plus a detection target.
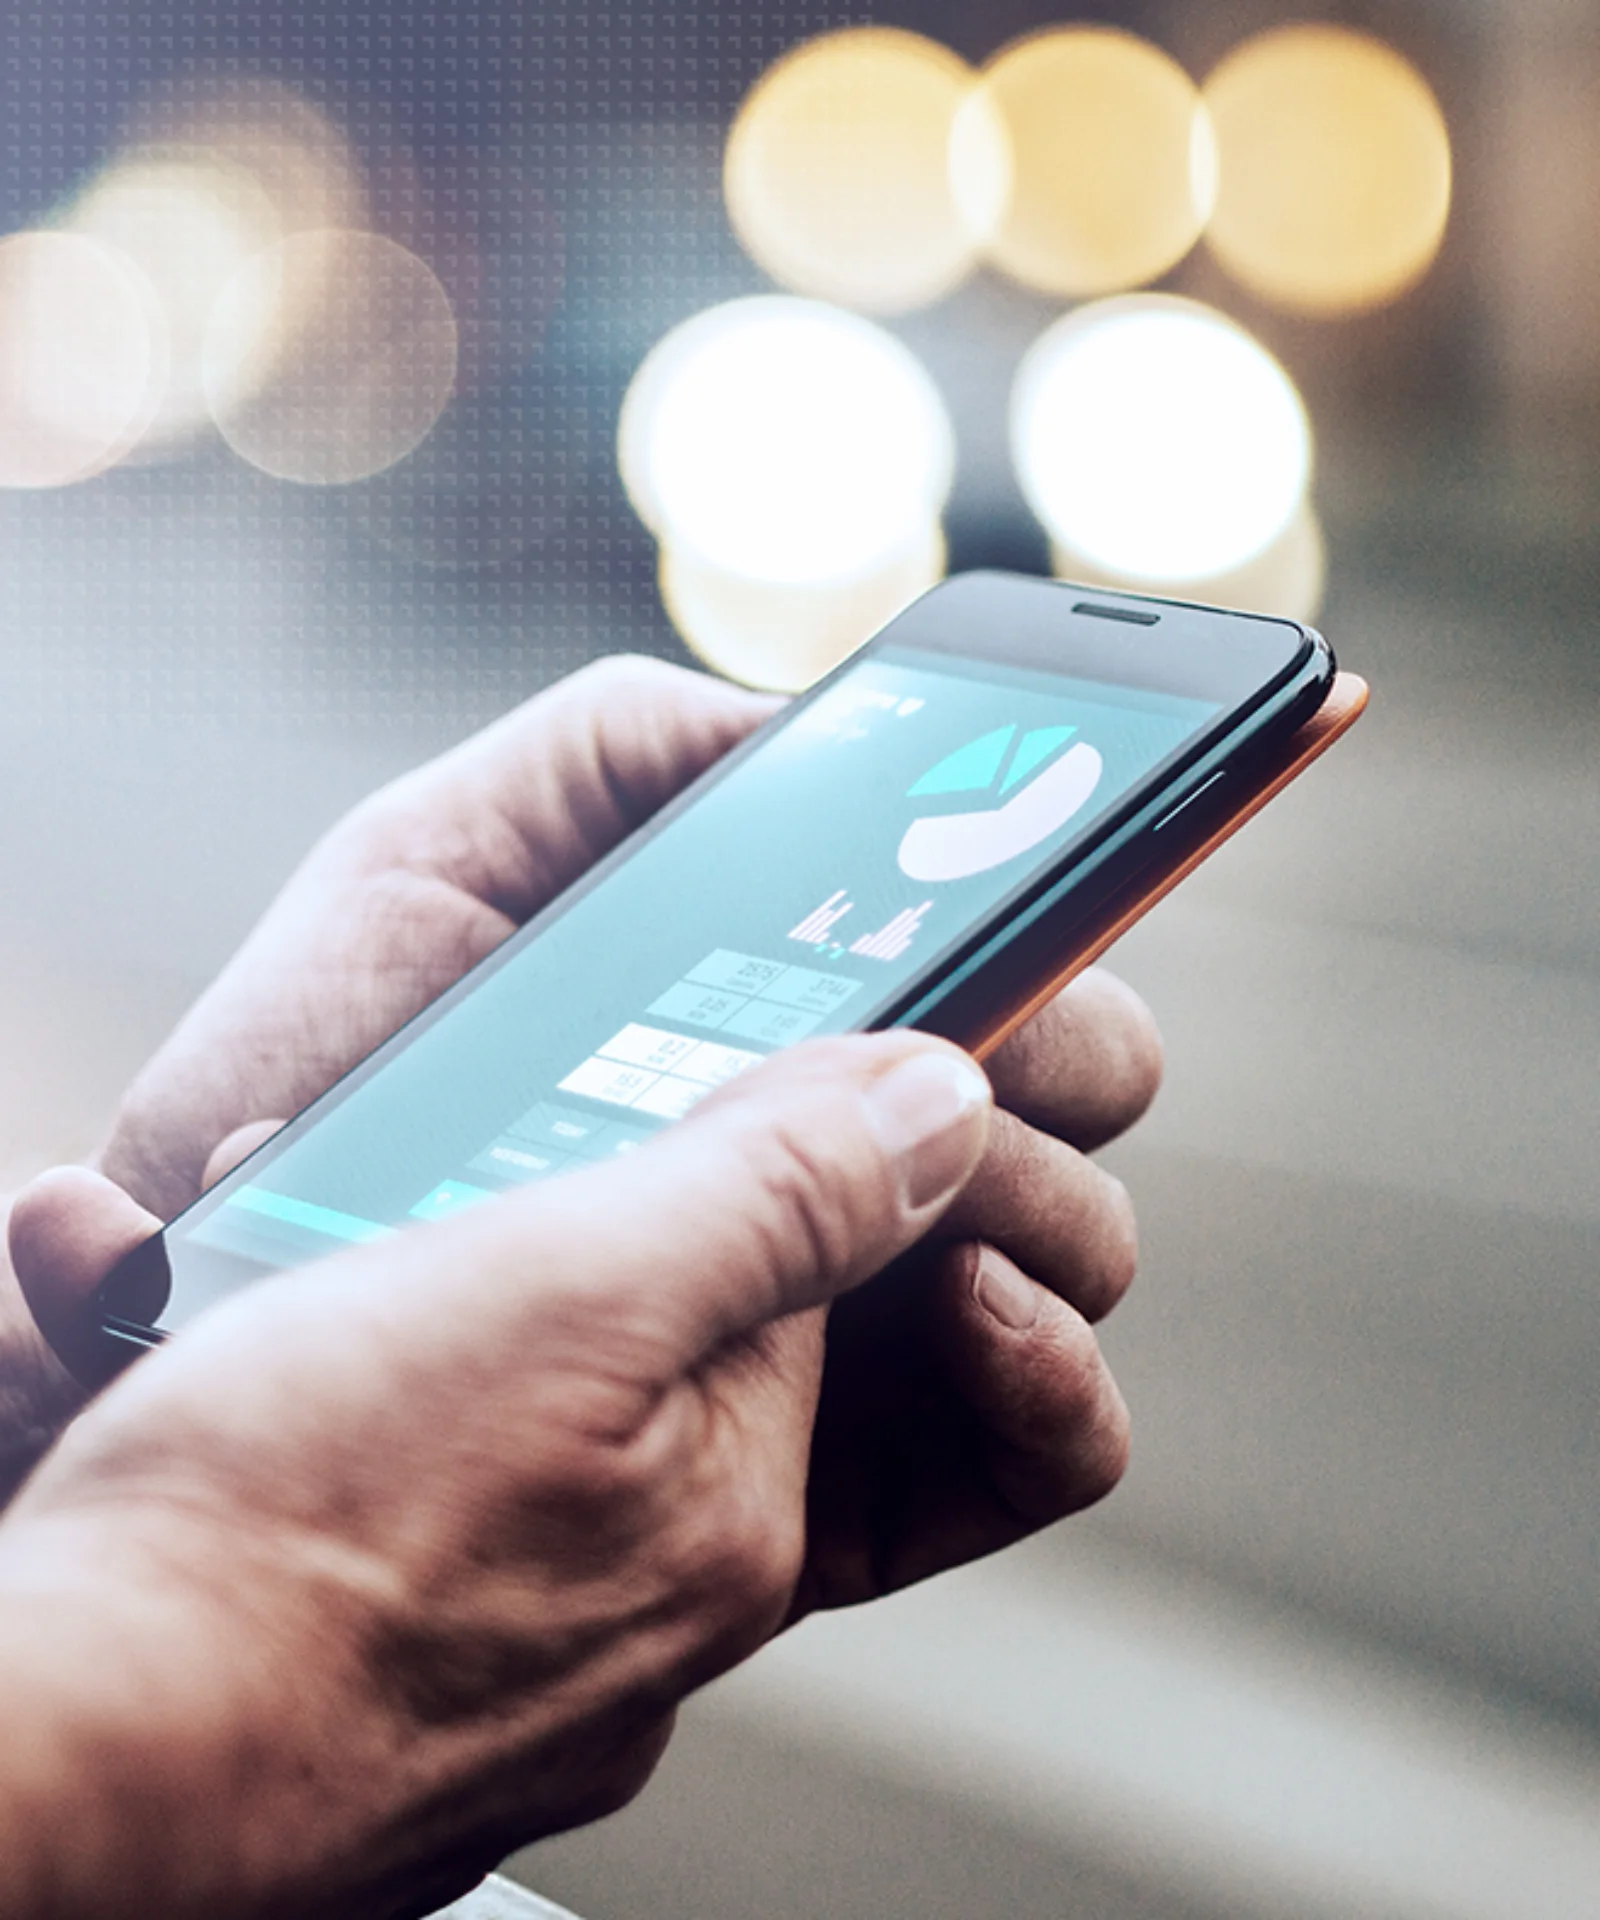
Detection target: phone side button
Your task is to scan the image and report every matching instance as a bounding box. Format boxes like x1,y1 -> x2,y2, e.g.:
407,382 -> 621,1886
1153,769 -> 1227,833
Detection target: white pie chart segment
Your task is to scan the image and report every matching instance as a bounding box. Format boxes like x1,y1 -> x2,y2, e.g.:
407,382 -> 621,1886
897,742 -> 1105,882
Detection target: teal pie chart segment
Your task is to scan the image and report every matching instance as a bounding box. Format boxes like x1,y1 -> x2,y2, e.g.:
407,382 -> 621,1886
907,725 -> 1016,799
1002,724 -> 1077,793
897,740 -> 1104,882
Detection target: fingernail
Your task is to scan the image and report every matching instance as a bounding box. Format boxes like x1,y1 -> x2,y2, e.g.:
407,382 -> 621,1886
864,1052 -> 991,1211
974,1250 -> 1040,1331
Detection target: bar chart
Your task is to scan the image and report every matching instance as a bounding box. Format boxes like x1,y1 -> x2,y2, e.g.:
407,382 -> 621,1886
849,900 -> 933,963
788,888 -> 854,946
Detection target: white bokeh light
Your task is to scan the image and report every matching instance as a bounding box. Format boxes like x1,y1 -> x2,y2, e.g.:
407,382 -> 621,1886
1051,498 -> 1326,623
66,157 -> 280,449
619,296 -> 954,589
203,230 -> 458,486
1010,294 -> 1311,584
115,75 -> 368,243
0,231 -> 165,489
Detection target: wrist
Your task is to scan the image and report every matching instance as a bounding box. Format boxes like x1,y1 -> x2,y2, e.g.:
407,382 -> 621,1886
0,1506 -> 378,1918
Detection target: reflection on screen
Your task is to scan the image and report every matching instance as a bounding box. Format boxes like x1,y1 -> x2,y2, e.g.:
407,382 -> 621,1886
181,651 -> 1216,1274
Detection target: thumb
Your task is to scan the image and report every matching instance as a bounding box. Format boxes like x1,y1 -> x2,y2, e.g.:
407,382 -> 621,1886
422,1033 -> 993,1378
9,1168 -> 161,1387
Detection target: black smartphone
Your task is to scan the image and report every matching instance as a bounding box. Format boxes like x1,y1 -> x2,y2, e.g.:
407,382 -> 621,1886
97,571 -> 1338,1355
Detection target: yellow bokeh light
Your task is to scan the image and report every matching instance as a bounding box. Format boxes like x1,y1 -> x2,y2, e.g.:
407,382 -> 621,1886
725,28 -> 997,314
660,527 -> 945,692
0,232 -> 165,489
974,27 -> 1213,299
1203,25 -> 1451,315
203,230 -> 457,485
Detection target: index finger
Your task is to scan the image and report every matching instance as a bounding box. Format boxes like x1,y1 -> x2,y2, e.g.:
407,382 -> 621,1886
339,656 -> 778,921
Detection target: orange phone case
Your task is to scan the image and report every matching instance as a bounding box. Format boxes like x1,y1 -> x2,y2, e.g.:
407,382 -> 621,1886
971,671 -> 1370,1062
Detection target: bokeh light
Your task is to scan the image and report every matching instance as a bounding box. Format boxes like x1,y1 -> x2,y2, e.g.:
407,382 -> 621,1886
725,28 -> 999,315
65,157 -> 280,449
0,232 -> 164,489
621,296 -> 952,586
1195,496 -> 1326,623
32,77 -> 375,467
620,296 -> 953,686
1054,498 -> 1325,624
1011,294 -> 1312,586
973,27 -> 1214,299
115,75 -> 367,244
1204,26 -> 1451,315
660,527 -> 945,693
203,230 -> 458,485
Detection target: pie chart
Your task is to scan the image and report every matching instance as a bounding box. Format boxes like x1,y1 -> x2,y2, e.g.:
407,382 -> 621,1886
897,722 -> 1104,882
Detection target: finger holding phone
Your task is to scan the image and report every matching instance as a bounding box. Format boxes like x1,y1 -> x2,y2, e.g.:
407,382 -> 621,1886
7,624 -> 1164,1414
0,1028 -> 1145,1919
8,605 -> 1162,1637
89,573 -> 1335,1352
0,572 -> 1358,1912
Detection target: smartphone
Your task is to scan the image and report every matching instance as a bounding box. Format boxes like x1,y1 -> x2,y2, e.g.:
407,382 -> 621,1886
97,570 -> 1356,1356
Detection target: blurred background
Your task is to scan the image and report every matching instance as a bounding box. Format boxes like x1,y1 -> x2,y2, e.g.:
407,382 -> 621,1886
1,1 -> 1597,1915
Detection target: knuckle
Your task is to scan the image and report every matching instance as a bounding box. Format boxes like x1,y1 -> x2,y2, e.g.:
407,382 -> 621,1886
1072,1398 -> 1131,1510
1048,1321 -> 1132,1508
729,1508 -> 803,1612
564,1728 -> 674,1826
321,776 -> 433,865
1082,1375 -> 1132,1505
984,1106 -> 1034,1186
1085,969 -> 1165,1119
744,1109 -> 877,1291
996,971 -> 1164,1149
1078,1171 -> 1140,1319
694,1495 -> 804,1641
554,1380 -> 694,1505
570,651 -> 684,700
546,1428 -> 655,1518
1121,1001 -> 1166,1118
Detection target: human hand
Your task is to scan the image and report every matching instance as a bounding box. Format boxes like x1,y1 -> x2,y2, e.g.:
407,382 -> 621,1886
0,656 -> 771,1480
3,647 -> 1158,1907
96,655 -> 778,1224
0,1037 -> 1066,1917
12,655 -> 1159,1566
94,651 -> 1157,1248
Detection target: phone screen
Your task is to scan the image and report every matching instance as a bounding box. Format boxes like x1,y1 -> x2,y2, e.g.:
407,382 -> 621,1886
176,642 -> 1220,1285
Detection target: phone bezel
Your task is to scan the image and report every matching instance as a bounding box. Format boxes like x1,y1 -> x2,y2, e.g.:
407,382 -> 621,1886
98,572 -> 1331,1353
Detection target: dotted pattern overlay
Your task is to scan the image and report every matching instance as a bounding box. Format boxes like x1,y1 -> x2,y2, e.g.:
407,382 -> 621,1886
0,0 -> 902,735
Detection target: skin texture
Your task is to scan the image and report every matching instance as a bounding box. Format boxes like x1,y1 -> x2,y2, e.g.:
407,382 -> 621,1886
0,656 -> 1163,1916
0,1267 -> 77,1507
